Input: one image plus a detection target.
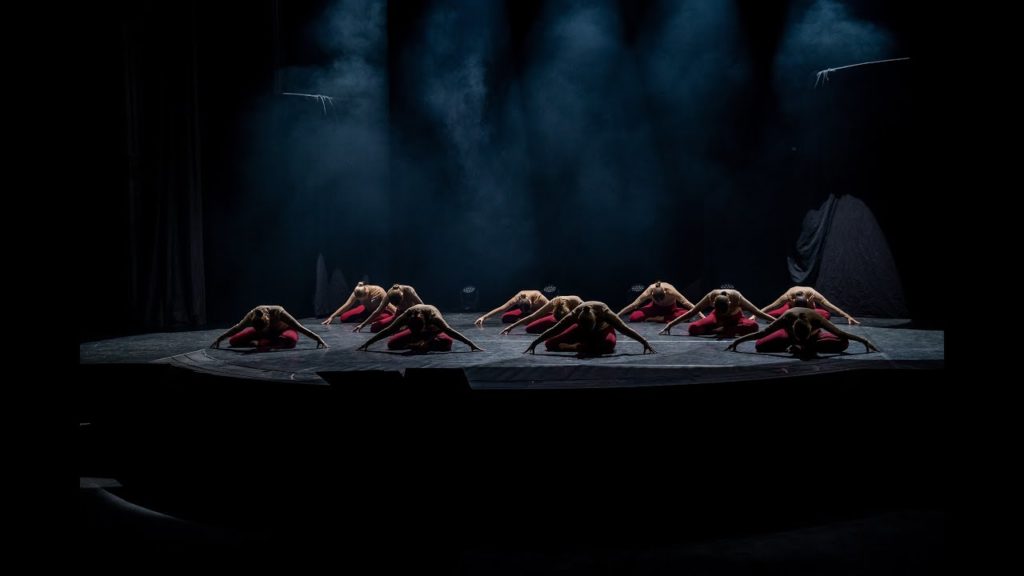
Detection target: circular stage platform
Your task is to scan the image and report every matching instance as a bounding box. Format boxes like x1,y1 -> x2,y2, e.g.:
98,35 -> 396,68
80,314 -> 943,388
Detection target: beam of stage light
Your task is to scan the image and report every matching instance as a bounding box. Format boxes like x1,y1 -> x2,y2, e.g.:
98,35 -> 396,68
814,57 -> 910,87
282,92 -> 337,115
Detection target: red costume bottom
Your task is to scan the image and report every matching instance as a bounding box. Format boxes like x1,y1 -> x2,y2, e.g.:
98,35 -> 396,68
339,304 -> 369,323
754,329 -> 848,354
229,327 -> 299,350
687,310 -> 759,337
370,313 -> 396,333
544,323 -> 617,355
387,328 -> 453,352
526,314 -> 557,334
768,302 -> 831,319
629,302 -> 688,323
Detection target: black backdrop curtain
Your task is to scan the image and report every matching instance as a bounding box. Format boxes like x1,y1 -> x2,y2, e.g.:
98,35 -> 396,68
121,1 -> 206,332
788,193 -> 839,287
789,194 -> 908,319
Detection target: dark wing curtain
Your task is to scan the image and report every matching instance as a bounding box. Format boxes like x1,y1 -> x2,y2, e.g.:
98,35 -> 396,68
787,194 -> 839,285
789,194 -> 908,318
123,1 -> 206,330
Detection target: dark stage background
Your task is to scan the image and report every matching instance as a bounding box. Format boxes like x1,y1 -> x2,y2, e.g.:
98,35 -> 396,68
79,0 -> 938,341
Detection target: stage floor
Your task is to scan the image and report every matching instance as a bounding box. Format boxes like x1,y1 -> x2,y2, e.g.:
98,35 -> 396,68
79,313 -> 943,388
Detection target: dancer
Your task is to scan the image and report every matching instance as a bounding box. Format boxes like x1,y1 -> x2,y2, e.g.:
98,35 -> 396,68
357,304 -> 483,353
726,307 -> 878,357
524,301 -> 655,356
322,282 -> 392,325
617,281 -> 702,323
212,305 -> 327,350
475,290 -> 550,326
660,287 -> 775,337
354,284 -> 424,333
760,286 -> 860,325
501,295 -> 585,335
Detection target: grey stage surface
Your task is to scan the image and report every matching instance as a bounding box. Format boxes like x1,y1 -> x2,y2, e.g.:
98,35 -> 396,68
80,313 -> 943,388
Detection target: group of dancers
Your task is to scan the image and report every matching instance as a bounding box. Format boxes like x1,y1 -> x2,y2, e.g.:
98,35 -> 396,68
211,281 -> 878,358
